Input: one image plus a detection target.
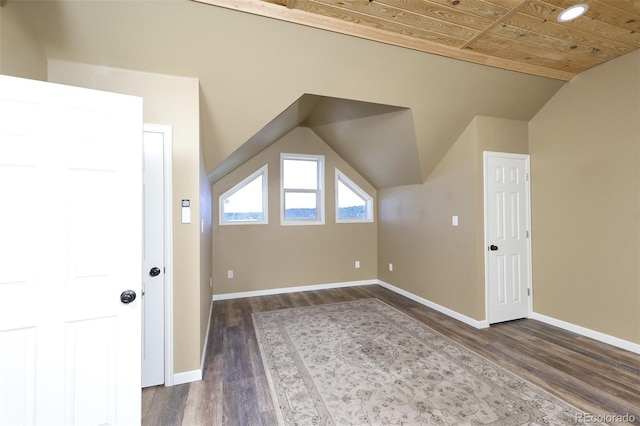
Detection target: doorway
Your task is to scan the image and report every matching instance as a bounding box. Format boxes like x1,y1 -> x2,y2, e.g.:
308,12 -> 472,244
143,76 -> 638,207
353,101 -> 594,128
142,124 -> 174,387
484,151 -> 533,324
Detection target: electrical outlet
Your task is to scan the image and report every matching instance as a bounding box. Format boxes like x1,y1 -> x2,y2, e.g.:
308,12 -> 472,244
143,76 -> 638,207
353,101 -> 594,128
452,215 -> 458,226
389,263 -> 393,272
227,270 -> 234,279
355,260 -> 360,269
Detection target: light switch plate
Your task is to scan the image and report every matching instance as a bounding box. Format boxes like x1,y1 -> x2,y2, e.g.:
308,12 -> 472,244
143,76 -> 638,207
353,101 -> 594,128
181,206 -> 191,224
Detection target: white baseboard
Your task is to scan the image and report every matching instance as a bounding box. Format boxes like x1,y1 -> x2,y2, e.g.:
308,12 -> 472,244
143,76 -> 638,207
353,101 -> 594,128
377,281 -> 639,351
531,312 -> 640,354
377,280 -> 489,329
173,369 -> 202,385
212,279 -> 638,354
212,279 -> 378,301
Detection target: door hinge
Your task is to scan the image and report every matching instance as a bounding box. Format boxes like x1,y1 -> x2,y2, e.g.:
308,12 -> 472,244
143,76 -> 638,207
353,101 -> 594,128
525,173 -> 529,181
527,288 -> 531,296
526,230 -> 529,238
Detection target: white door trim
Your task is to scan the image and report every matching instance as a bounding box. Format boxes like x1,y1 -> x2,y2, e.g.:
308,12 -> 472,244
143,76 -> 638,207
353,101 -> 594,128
483,151 -> 533,324
143,124 -> 174,386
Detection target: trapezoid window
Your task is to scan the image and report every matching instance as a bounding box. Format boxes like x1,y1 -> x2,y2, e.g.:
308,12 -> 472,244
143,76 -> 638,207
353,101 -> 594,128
335,168 -> 373,223
219,164 -> 268,225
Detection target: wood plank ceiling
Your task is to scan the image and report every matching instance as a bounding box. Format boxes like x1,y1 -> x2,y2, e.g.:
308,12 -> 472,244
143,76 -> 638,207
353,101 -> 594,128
193,0 -> 640,80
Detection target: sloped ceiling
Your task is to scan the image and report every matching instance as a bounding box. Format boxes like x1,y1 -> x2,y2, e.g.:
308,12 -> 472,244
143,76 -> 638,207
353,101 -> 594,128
307,97 -> 420,188
196,0 -> 640,81
210,94 -> 420,188
209,94 -> 324,183
18,0 -> 566,186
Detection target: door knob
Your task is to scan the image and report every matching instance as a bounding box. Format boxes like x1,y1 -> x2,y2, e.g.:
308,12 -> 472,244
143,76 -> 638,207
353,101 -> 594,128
149,267 -> 161,277
489,245 -> 499,251
120,290 -> 137,304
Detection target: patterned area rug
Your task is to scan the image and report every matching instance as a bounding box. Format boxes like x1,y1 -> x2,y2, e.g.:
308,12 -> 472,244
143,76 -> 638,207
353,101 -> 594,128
252,299 -> 600,425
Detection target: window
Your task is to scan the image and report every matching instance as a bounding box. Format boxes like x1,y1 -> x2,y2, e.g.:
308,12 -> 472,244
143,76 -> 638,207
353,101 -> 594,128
281,154 -> 324,225
336,169 -> 373,223
219,164 -> 268,225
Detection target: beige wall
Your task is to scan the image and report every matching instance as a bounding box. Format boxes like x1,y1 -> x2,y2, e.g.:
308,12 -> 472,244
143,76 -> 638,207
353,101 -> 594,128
529,51 -> 640,344
378,116 -> 528,321
212,126 -> 377,295
0,0 -> 46,80
47,60 -> 212,373
378,119 -> 479,318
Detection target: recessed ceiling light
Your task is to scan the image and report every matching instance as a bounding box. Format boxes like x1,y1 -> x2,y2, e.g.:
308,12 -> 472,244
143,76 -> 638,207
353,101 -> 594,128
557,4 -> 589,22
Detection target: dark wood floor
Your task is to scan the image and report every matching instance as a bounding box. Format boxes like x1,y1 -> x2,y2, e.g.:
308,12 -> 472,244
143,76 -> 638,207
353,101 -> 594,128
142,285 -> 640,425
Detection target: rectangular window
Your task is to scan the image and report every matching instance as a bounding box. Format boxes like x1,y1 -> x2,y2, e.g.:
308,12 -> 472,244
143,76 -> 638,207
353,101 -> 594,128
219,164 -> 268,225
281,154 -> 324,225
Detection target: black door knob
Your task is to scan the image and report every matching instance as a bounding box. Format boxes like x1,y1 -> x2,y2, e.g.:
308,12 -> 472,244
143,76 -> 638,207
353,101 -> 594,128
489,245 -> 499,251
120,290 -> 137,304
149,267 -> 161,277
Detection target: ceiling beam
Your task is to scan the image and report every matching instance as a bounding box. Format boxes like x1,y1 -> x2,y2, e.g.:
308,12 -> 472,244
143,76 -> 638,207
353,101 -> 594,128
461,0 -> 531,49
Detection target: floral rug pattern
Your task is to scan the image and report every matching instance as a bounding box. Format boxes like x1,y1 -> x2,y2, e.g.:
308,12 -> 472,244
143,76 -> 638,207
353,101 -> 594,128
252,299 -> 600,425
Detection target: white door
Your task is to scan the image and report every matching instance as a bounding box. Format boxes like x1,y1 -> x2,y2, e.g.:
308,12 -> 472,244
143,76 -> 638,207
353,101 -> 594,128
142,126 -> 166,388
485,152 -> 532,324
0,75 -> 142,425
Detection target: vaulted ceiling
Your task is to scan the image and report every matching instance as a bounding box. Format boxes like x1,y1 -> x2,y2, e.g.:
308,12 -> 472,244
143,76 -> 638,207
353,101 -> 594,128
195,0 -> 640,81
17,0 -> 578,187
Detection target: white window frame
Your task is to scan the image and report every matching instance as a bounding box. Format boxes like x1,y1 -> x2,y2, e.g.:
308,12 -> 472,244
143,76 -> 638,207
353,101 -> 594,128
219,164 -> 268,225
280,153 -> 325,226
335,168 -> 374,223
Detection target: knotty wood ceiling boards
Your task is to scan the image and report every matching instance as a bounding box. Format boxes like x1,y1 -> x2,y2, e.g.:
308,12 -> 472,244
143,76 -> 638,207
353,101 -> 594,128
193,0 -> 640,81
